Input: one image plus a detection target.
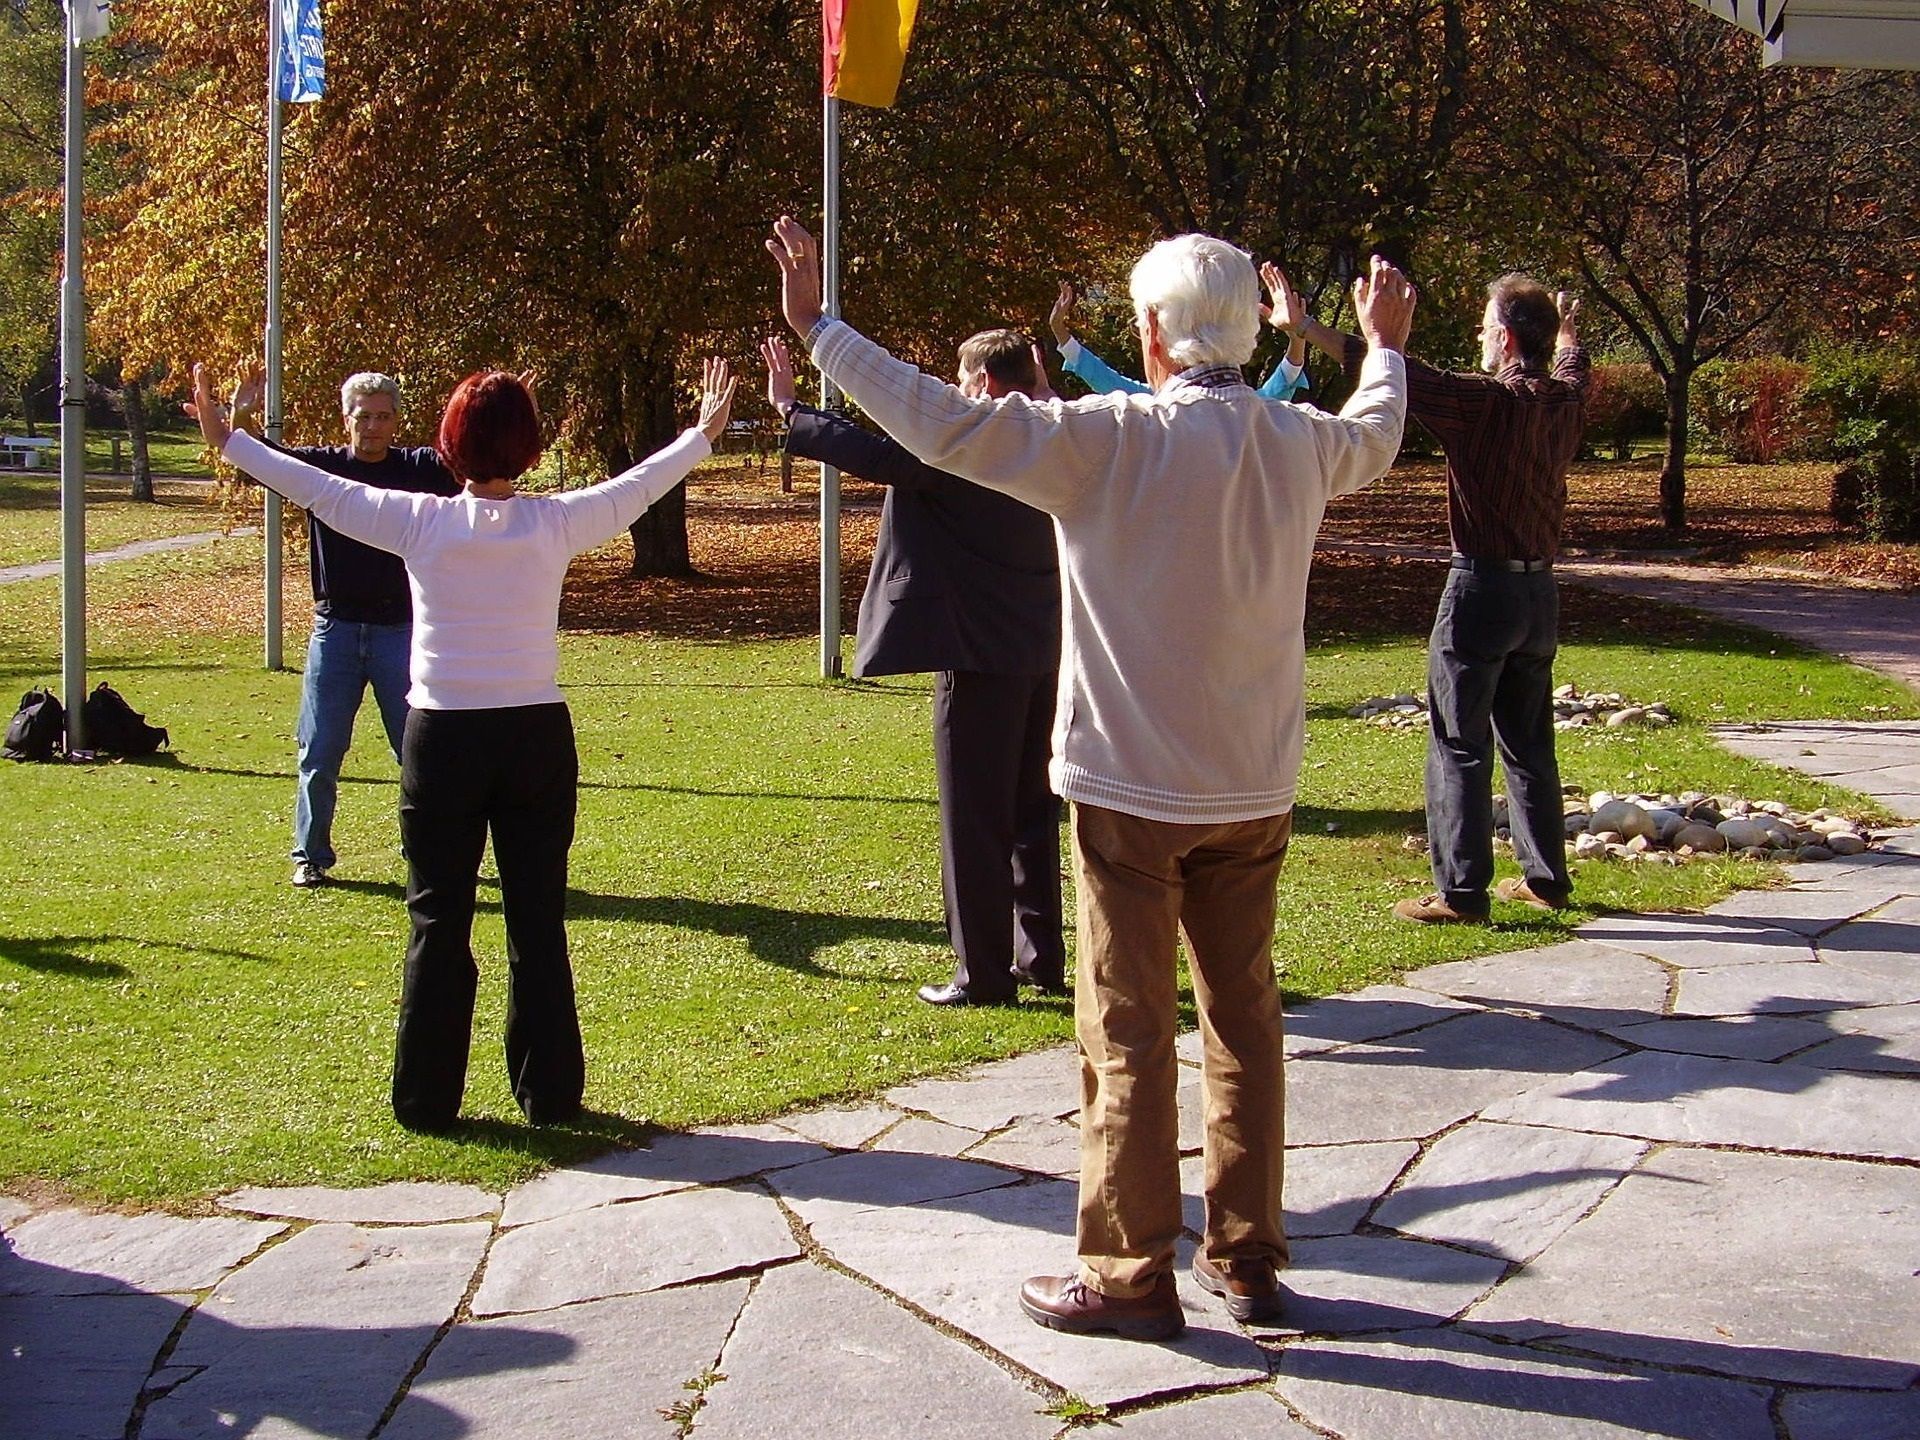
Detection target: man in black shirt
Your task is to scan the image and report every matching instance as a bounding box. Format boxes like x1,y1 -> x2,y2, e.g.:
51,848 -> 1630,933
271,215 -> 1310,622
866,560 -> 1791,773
239,373 -> 459,886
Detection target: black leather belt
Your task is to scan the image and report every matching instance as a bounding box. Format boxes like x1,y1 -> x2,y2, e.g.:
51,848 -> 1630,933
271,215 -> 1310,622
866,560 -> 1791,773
1451,554 -> 1551,574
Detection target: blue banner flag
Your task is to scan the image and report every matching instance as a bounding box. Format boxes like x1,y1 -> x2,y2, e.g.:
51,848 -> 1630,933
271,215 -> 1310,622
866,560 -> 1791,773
276,0 -> 325,103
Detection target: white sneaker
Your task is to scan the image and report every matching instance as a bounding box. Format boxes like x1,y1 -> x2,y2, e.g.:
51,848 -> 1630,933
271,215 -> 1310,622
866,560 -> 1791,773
291,861 -> 330,888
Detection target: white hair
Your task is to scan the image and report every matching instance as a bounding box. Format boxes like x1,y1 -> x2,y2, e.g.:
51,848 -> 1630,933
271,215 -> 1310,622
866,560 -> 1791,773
339,372 -> 400,415
1129,234 -> 1260,371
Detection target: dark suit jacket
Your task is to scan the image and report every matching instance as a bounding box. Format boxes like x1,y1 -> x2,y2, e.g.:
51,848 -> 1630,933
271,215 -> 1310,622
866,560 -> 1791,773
785,405 -> 1060,679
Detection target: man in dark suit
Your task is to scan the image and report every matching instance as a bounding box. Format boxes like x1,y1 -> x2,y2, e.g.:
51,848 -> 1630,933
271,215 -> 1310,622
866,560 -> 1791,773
761,331 -> 1066,1006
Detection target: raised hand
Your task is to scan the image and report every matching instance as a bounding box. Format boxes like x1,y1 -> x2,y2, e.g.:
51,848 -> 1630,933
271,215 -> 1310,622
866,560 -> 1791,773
760,336 -> 796,414
1027,342 -> 1058,402
765,216 -> 825,339
697,356 -> 738,444
1048,281 -> 1075,346
1557,291 -> 1580,345
184,363 -> 233,450
1353,254 -> 1416,355
1260,262 -> 1304,336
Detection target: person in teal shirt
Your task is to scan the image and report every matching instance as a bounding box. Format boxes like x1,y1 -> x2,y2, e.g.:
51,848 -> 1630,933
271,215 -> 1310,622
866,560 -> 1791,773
1048,269 -> 1312,400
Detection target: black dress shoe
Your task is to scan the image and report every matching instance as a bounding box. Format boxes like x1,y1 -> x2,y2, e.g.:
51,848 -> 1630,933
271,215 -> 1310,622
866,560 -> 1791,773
916,982 -> 1013,1007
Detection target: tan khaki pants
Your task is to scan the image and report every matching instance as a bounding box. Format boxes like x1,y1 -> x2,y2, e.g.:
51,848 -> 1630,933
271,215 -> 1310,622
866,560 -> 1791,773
1070,802 -> 1292,1298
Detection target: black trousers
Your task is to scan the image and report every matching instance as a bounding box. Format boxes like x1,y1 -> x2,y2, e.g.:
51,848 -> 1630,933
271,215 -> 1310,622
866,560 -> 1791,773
393,702 -> 583,1130
932,669 -> 1066,999
1425,568 -> 1572,909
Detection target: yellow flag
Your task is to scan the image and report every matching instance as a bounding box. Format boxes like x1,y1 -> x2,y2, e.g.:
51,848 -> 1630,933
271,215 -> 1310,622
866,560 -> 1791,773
823,0 -> 920,109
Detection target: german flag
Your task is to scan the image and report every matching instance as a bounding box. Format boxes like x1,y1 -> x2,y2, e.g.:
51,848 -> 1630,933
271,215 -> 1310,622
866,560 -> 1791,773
823,0 -> 920,108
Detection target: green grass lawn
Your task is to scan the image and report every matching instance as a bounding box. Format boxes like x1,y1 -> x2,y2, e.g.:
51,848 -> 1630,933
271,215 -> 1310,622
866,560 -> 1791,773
2,538 -> 1916,1207
0,472 -> 229,569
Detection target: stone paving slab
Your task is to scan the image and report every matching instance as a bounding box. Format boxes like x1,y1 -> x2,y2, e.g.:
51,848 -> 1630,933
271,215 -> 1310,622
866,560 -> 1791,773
1784,851 -> 1920,889
884,1050 -> 1079,1132
696,1262 -> 1058,1440
873,1116 -> 986,1157
1817,905 -> 1920,984
1106,1389 -> 1321,1437
0,1211 -> 284,1296
1787,1000 -> 1920,1073
1481,1049 -> 1920,1160
1399,942 -> 1670,1029
218,1180 -> 496,1224
0,1196 -> 30,1230
382,1281 -> 748,1439
1671,959 -> 1920,1016
498,1128 -> 830,1228
142,1221 -> 491,1440
967,1117 -> 1082,1178
1263,1234 -> 1509,1335
475,1185 -> 798,1316
1275,1327 -> 1776,1440
1179,1140 -> 1421,1241
806,1178 -> 1268,1406
0,1293 -> 185,1440
1600,1012 -> 1838,1060
1702,885 -> 1904,936
766,1150 -> 1022,1230
1371,1123 -> 1648,1262
773,1102 -> 900,1149
1578,912 -> 1816,968
1280,985 -> 1472,1056
1780,1388 -> 1920,1440
1465,1148 -> 1920,1388
1284,1012 -> 1623,1146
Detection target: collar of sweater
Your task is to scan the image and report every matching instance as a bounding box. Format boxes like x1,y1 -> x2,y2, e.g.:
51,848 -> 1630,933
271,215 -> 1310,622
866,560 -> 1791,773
1164,363 -> 1250,395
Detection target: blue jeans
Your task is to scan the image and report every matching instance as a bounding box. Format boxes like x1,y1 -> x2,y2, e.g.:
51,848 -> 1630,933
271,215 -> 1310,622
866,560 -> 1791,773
292,617 -> 413,869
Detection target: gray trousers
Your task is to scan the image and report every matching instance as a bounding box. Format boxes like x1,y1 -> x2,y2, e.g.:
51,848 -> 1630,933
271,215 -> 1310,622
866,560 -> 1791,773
1424,567 -> 1571,909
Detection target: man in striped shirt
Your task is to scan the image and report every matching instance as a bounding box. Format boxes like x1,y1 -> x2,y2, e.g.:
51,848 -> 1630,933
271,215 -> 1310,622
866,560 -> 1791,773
1303,274 -> 1589,922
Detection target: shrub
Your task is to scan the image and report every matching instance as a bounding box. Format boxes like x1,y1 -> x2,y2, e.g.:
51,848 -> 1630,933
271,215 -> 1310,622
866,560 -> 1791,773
1804,347 -> 1920,539
1584,363 -> 1666,459
1691,356 -> 1816,463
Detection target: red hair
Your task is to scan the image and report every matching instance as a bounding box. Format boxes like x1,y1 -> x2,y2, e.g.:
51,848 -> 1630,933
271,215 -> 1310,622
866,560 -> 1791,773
437,371 -> 542,482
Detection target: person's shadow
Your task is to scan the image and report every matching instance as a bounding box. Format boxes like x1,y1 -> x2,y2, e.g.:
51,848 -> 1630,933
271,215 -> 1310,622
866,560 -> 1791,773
1,1236 -> 571,1439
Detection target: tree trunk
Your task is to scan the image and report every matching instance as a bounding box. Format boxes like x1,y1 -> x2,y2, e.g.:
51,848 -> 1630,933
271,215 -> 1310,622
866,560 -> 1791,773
1660,370 -> 1690,533
623,348 -> 695,578
124,379 -> 155,502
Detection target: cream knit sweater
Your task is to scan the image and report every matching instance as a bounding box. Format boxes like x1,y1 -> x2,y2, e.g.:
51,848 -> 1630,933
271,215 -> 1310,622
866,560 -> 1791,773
812,320 -> 1405,823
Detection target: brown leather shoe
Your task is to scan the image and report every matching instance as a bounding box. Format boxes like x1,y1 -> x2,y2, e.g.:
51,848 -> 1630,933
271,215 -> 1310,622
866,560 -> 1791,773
1495,876 -> 1569,911
1019,1271 -> 1185,1341
1192,1253 -> 1286,1323
1392,892 -> 1489,924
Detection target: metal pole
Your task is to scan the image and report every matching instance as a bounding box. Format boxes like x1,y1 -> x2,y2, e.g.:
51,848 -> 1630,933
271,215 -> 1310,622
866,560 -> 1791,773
818,93 -> 843,680
262,0 -> 285,670
58,5 -> 87,750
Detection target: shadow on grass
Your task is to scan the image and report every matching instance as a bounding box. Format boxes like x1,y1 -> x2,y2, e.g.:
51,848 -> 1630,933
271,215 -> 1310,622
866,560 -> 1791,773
568,891 -> 947,979
0,932 -> 274,977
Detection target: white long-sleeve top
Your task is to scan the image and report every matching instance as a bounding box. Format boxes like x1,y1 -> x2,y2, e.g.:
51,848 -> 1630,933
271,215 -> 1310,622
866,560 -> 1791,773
811,319 -> 1406,823
224,428 -> 711,710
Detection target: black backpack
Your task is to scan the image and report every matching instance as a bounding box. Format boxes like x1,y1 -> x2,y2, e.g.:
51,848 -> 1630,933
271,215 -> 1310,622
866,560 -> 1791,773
4,688 -> 66,762
81,683 -> 169,757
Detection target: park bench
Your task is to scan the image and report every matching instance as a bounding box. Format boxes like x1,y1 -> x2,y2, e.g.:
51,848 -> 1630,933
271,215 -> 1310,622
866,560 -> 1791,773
2,436 -> 56,469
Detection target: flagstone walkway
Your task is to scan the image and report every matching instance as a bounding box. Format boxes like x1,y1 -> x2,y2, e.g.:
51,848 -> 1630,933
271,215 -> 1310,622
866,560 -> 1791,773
7,722 -> 1919,1439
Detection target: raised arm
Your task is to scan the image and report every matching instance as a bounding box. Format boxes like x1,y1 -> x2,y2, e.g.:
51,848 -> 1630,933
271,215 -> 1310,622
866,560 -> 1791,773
768,216 -> 1114,515
1553,292 -> 1590,396
764,336 -> 952,489
550,356 -> 733,554
190,364 -> 434,556
1059,339 -> 1151,396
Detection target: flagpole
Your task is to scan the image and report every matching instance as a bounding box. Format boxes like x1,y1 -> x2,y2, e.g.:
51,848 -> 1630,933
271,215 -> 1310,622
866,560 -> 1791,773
58,2 -> 88,749
262,0 -> 285,671
818,93 -> 844,680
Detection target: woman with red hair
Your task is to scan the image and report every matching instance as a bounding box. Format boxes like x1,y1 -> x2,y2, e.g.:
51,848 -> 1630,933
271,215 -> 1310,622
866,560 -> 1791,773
192,359 -> 737,1132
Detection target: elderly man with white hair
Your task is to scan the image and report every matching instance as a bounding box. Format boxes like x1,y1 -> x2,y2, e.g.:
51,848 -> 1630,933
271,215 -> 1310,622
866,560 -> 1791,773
768,218 -> 1414,1338
231,372 -> 459,888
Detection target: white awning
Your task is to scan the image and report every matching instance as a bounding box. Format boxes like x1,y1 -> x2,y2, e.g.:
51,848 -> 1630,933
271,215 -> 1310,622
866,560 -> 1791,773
1693,0 -> 1920,68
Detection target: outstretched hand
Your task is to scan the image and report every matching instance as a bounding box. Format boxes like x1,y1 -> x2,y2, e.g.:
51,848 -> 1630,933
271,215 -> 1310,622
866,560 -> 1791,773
183,363 -> 235,450
1557,291 -> 1580,345
1048,282 -> 1075,347
765,216 -> 825,340
760,336 -> 796,414
696,357 -> 738,444
1353,255 -> 1417,354
1260,262 -> 1304,336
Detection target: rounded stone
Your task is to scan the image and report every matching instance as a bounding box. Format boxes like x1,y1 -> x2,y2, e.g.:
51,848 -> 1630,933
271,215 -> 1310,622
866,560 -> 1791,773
1592,800 -> 1656,841
1796,844 -> 1836,862
1827,832 -> 1868,856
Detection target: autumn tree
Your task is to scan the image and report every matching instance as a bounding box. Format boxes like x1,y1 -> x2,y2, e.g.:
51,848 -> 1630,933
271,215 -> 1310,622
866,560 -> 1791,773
0,0 -> 64,430
1500,0 -> 1920,530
